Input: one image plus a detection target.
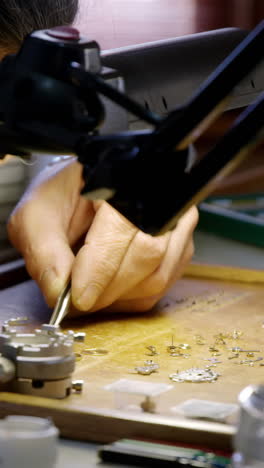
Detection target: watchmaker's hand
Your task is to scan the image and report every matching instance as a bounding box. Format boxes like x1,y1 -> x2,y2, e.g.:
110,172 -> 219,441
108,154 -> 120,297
8,159 -> 198,315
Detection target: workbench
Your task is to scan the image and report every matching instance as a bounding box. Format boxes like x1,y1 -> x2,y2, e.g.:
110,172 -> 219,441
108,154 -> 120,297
0,230 -> 264,468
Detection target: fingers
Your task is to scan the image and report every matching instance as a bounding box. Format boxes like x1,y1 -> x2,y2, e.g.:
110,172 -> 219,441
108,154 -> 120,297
122,206 -> 198,299
82,227 -> 170,311
122,235 -> 195,303
7,160 -> 94,306
71,204 -> 198,314
71,201 -> 138,311
88,236 -> 195,314
8,201 -> 74,306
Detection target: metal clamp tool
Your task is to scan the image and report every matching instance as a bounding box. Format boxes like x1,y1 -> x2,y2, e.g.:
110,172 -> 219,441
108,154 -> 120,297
0,319 -> 85,398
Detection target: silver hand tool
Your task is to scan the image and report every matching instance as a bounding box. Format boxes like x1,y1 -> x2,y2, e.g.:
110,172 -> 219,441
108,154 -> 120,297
49,280 -> 72,326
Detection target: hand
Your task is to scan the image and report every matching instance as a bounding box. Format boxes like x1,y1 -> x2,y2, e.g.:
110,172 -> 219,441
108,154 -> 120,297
8,158 -> 198,315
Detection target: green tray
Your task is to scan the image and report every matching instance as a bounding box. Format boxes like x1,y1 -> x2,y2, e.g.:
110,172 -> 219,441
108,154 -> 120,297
198,193 -> 264,248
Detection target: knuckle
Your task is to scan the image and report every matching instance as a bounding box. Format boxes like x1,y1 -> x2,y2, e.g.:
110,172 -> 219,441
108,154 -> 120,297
150,239 -> 166,262
178,205 -> 199,231
147,269 -> 169,296
96,200 -> 136,232
87,280 -> 105,296
134,231 -> 165,266
191,206 -> 199,225
79,244 -> 117,276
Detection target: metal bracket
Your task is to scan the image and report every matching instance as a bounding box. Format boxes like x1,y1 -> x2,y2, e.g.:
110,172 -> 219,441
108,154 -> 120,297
0,320 -> 85,398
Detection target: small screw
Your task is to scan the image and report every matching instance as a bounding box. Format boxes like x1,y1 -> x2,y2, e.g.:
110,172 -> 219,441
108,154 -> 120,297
42,324 -> 60,335
74,332 -> 86,342
146,345 -> 159,356
6,317 -> 28,326
72,380 -> 84,393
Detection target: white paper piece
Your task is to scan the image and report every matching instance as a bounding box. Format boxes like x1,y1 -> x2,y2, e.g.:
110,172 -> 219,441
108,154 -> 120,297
104,379 -> 173,396
171,398 -> 239,422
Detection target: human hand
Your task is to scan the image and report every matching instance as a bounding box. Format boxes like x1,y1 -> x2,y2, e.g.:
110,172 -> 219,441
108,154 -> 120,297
8,159 -> 198,315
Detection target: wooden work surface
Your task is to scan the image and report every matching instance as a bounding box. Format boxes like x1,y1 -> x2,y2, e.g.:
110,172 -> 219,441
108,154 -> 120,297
0,273 -> 264,449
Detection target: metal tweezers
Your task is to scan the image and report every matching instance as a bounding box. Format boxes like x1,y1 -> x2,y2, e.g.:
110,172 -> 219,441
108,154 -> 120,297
49,280 -> 72,326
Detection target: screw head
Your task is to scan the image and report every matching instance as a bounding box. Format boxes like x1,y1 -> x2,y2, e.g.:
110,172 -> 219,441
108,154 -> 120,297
73,332 -> 86,343
72,380 -> 84,393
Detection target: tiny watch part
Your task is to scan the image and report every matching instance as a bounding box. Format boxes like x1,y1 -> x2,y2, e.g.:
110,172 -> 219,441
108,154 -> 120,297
146,345 -> 159,356
177,343 -> 191,350
135,361 -> 159,375
169,368 -> 219,383
83,348 -> 108,355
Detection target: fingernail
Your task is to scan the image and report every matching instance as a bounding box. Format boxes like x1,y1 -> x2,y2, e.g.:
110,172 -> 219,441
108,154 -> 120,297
40,267 -> 60,289
75,286 -> 98,311
39,267 -> 65,305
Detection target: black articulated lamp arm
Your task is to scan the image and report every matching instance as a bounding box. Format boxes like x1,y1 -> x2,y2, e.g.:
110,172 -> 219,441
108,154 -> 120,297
0,23 -> 263,234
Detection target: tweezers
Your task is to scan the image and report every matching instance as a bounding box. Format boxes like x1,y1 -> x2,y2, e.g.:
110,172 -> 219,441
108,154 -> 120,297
49,280 -> 72,326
